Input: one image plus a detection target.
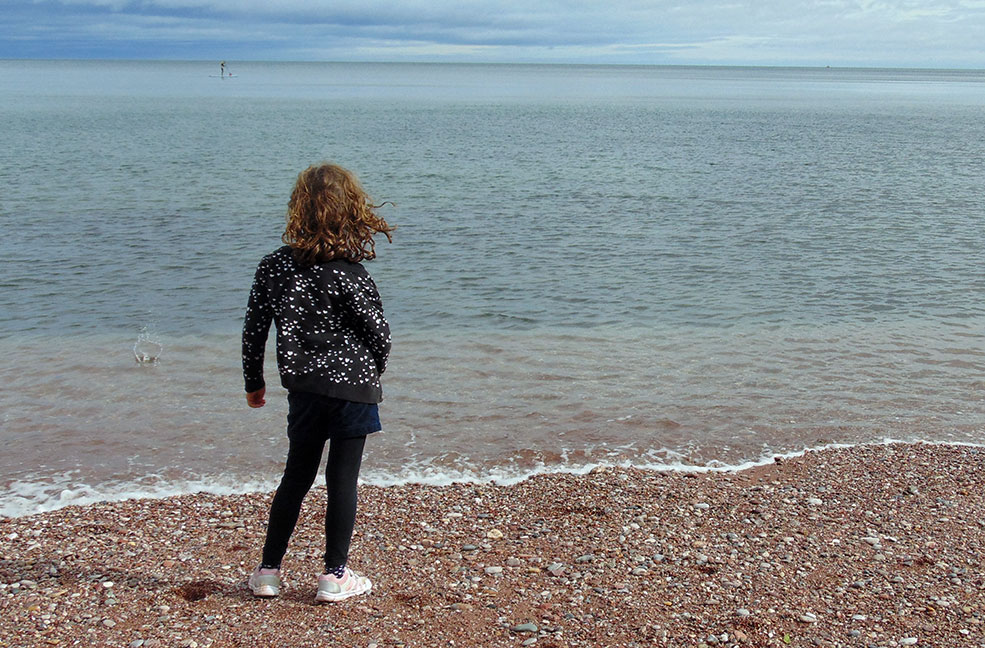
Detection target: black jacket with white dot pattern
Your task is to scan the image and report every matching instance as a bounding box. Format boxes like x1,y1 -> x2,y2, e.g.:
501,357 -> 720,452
242,246 -> 391,403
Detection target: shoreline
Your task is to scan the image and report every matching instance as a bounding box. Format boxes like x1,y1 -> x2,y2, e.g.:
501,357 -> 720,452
7,438 -> 983,521
2,442 -> 983,647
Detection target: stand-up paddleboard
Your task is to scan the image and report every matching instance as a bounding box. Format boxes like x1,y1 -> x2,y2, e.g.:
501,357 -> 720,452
209,74 -> 238,78
213,61 -> 236,78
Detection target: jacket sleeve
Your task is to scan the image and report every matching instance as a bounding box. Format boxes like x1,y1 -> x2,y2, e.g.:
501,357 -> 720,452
242,261 -> 273,392
343,274 -> 392,376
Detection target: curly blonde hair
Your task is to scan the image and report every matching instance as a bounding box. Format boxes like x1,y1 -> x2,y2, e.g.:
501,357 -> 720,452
282,163 -> 394,266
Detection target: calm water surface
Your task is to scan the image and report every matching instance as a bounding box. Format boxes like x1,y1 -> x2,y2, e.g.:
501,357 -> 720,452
1,61 -> 983,516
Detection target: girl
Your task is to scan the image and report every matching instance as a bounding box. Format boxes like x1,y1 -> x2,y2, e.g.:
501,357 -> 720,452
242,163 -> 394,602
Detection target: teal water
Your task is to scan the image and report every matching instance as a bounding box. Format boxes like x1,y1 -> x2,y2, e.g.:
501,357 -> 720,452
1,61 -> 983,516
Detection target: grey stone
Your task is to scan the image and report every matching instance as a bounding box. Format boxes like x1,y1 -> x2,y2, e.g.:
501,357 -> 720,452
511,622 -> 538,633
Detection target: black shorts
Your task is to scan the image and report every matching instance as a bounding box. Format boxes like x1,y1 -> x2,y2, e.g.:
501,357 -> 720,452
286,391 -> 382,441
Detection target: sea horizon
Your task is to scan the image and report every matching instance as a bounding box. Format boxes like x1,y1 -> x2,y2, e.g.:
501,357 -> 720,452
5,56 -> 985,72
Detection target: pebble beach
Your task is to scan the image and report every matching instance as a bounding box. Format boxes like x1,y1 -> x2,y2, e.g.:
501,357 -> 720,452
2,442 -> 983,648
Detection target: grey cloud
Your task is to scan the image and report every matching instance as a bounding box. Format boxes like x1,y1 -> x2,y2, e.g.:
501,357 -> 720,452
6,0 -> 985,65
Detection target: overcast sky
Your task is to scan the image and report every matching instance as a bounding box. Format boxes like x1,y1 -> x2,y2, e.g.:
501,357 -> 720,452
3,0 -> 984,67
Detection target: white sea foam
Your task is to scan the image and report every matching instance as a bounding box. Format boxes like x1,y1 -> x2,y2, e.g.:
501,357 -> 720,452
4,438 -> 982,519
0,473 -> 278,519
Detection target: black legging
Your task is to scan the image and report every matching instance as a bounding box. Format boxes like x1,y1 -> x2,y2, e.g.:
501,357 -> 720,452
261,434 -> 366,570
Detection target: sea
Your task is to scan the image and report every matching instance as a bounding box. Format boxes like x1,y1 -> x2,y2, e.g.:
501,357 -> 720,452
1,60 -> 983,518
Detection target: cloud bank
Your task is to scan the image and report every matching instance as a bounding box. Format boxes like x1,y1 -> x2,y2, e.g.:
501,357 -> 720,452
3,0 -> 984,66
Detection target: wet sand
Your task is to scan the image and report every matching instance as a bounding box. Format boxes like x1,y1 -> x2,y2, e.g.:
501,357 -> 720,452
2,442 -> 983,647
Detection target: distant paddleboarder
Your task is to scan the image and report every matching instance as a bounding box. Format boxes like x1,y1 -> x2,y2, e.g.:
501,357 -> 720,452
220,61 -> 227,77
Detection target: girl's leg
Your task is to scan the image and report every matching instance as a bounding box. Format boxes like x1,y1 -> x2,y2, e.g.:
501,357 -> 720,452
261,434 -> 326,568
323,434 -> 367,571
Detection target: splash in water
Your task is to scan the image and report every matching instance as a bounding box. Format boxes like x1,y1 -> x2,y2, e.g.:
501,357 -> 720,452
133,327 -> 163,364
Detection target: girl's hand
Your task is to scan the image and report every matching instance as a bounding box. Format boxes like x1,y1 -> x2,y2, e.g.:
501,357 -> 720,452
246,387 -> 266,408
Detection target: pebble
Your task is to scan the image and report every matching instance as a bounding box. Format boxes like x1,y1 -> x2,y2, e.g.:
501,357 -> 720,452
102,581 -> 114,588
900,639 -> 918,646
522,639 -> 537,646
102,618 -> 117,628
694,502 -> 711,510
130,641 -> 145,648
546,563 -> 566,576
575,554 -> 595,563
506,558 -> 522,567
462,544 -> 478,552
807,497 -> 823,506
799,613 -> 818,623
736,608 -> 751,617
486,528 -> 504,539
484,566 -> 503,575
511,622 -> 538,633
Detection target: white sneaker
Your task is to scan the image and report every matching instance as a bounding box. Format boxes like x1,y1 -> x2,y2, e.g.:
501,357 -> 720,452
248,567 -> 281,598
315,567 -> 372,602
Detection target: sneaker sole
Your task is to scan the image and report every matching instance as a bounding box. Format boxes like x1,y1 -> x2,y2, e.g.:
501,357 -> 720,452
252,584 -> 279,597
314,583 -> 371,603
